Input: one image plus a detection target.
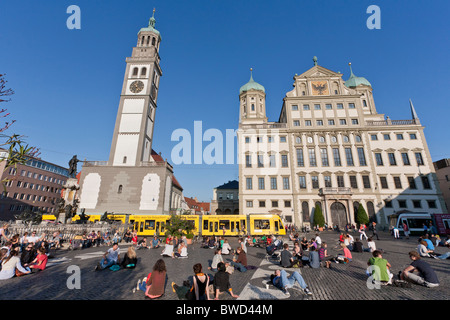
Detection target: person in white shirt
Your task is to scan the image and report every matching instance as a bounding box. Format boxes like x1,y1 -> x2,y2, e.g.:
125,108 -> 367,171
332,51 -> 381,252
95,243 -> 120,270
174,242 -> 188,258
364,238 -> 377,253
161,240 -> 174,258
315,233 -> 322,246
26,231 -> 40,245
221,239 -> 232,255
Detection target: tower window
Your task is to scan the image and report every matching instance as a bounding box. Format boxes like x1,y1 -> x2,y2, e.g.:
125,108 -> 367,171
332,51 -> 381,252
123,156 -> 127,164
132,67 -> 138,76
152,37 -> 156,45
141,67 -> 147,77
251,104 -> 255,111
118,185 -> 123,194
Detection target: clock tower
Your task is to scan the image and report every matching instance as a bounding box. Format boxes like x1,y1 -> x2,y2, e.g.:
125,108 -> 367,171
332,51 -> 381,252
108,9 -> 162,166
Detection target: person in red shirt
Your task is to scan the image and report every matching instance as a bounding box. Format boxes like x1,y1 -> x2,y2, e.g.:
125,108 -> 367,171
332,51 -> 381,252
25,247 -> 48,272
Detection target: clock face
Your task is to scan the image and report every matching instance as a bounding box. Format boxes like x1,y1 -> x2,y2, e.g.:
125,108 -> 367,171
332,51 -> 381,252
311,81 -> 329,96
130,80 -> 144,93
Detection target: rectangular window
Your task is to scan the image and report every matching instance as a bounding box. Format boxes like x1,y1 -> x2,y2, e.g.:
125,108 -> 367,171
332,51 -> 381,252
413,200 -> 422,208
246,178 -> 252,190
396,134 -> 404,140
257,155 -> 264,168
269,154 -> 276,168
316,120 -> 323,126
258,177 -> 265,190
299,176 -> 306,189
388,153 -> 397,166
328,119 -> 335,125
401,153 -> 410,165
415,152 -> 424,166
303,104 -> 310,110
246,201 -> 253,208
398,200 -> 407,208
292,105 -> 298,111
245,155 -> 252,168
245,137 -> 250,143
314,104 -> 321,110
380,176 -> 389,189
281,155 -> 288,168
325,104 -> 332,110
371,134 -> 378,141
333,148 -> 341,166
362,176 -> 371,189
270,177 -> 277,190
283,177 -> 290,190
409,133 -> 417,140
320,148 -> 329,166
383,134 -> 391,140
340,119 -> 347,125
324,176 -> 332,188
336,176 -> 344,188
259,201 -> 266,208
350,176 -> 358,189
308,148 -> 317,166
375,153 -> 384,166
357,147 -> 367,166
284,201 -> 291,208
421,176 -> 431,189
345,148 -> 354,166
384,200 -> 393,208
296,148 -> 304,167
407,176 -> 417,189
280,136 -> 287,142
348,103 -> 355,109
337,103 -> 344,109
305,120 -> 312,126
393,176 -> 402,189
352,119 -> 359,125
293,120 -> 300,127
427,200 -> 437,209
311,176 -> 319,189
256,136 -> 262,143
272,201 -> 279,207
268,136 -> 273,143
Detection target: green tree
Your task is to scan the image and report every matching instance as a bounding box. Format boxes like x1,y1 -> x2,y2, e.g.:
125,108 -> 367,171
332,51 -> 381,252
313,203 -> 325,228
165,214 -> 195,238
355,203 -> 369,226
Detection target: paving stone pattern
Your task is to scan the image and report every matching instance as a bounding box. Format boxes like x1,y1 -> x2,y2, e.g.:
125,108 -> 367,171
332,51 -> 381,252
0,231 -> 448,300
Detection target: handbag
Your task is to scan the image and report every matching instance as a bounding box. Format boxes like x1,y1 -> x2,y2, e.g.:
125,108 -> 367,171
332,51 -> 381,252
15,268 -> 26,277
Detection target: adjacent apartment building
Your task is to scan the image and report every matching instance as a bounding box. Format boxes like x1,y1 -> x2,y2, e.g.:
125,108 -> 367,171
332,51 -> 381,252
237,59 -> 447,228
434,158 -> 450,212
0,149 -> 69,221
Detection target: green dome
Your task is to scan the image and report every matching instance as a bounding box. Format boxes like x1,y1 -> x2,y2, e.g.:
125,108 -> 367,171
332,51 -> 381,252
139,10 -> 160,36
345,64 -> 371,88
240,69 -> 265,94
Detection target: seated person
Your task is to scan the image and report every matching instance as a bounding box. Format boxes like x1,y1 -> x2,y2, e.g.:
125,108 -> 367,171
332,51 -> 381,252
95,243 -> 121,271
307,246 -> 320,269
150,236 -> 161,249
213,262 -> 239,300
121,246 -> 138,269
352,238 -> 364,253
25,247 -> 48,272
280,243 -> 295,268
221,239 -> 232,255
270,269 -> 312,296
136,237 -> 149,250
400,251 -> 439,288
366,250 -> 393,285
174,242 -> 188,258
161,240 -> 174,258
230,247 -> 247,272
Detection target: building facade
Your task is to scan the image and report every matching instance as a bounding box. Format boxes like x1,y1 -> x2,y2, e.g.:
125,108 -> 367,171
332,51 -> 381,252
0,149 -> 69,220
211,180 -> 239,215
238,60 -> 447,228
434,159 -> 450,212
184,197 -> 210,215
77,13 -> 183,216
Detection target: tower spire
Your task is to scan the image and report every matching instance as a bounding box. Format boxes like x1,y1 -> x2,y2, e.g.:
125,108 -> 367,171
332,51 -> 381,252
249,68 -> 254,82
149,8 -> 156,27
313,56 -> 318,66
348,62 -> 355,77
409,99 -> 419,120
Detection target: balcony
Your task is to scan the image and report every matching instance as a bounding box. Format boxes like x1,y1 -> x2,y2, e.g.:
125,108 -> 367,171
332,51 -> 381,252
240,123 -> 287,130
366,119 -> 419,126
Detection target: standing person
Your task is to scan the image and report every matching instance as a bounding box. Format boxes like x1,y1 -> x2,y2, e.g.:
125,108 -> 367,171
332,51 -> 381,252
95,243 -> 121,271
359,224 -> 368,241
191,263 -> 211,300
144,259 -> 167,299
213,262 -> 239,300
371,222 -> 379,240
402,222 -> 410,239
393,226 -> 400,239
270,269 -> 312,296
400,251 -> 439,288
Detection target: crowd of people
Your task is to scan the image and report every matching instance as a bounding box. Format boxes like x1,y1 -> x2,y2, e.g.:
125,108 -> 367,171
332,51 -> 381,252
1,219 -> 449,299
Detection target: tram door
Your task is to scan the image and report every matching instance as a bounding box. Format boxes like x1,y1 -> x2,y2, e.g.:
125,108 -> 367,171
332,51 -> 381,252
231,222 -> 235,234
274,220 -> 279,233
214,222 -> 219,233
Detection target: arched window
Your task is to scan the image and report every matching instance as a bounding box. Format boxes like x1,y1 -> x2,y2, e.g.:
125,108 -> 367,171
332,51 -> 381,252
152,37 -> 156,46
118,185 -> 123,194
123,156 -> 127,164
132,67 -> 138,76
146,36 -> 150,45
302,201 -> 310,223
141,67 -> 147,77
367,201 -> 376,223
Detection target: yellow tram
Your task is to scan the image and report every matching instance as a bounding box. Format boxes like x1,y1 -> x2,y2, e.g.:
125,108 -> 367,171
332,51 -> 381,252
68,213 -> 286,237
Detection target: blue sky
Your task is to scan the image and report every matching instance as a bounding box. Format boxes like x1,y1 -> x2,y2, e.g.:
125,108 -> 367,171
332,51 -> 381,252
1,0 -> 449,202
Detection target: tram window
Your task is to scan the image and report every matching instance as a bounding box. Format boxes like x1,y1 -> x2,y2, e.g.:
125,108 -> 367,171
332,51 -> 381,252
219,220 -> 230,230
407,218 -> 429,229
275,221 -> 279,232
443,219 -> 450,229
241,220 -> 246,230
214,222 -> 218,233
231,222 -> 235,232
254,219 -> 270,230
160,222 -> 165,233
145,220 -> 155,230
209,222 -> 213,232
203,220 -> 208,230
139,222 -> 144,233
236,222 -> 240,231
